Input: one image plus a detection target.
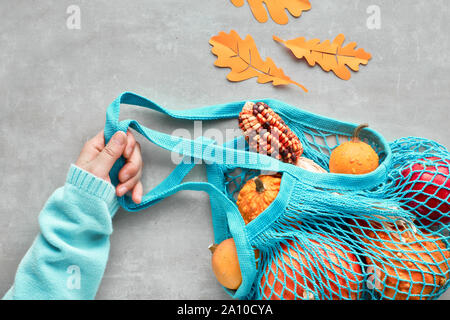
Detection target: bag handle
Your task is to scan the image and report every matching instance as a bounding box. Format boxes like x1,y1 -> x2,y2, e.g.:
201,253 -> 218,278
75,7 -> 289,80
104,92 -> 292,211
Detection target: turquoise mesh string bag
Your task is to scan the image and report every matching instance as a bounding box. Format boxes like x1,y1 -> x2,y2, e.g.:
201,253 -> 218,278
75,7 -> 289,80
104,92 -> 450,300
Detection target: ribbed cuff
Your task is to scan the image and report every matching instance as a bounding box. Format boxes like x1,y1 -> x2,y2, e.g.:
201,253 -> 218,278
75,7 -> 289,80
66,164 -> 120,216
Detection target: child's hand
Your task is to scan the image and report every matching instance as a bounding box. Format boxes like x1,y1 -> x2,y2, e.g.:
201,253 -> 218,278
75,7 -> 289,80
75,130 -> 143,204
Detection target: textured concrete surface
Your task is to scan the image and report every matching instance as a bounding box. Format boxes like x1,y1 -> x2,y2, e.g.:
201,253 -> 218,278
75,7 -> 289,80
0,0 -> 449,299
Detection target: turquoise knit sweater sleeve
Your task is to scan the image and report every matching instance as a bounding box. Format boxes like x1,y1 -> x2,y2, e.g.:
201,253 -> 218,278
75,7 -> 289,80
2,164 -> 120,300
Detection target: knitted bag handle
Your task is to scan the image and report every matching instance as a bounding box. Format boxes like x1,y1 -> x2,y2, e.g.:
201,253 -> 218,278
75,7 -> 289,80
104,91 -> 294,211
104,92 -> 392,211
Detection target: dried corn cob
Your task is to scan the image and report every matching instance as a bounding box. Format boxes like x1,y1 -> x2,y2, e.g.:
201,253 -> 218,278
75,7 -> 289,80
238,101 -> 303,165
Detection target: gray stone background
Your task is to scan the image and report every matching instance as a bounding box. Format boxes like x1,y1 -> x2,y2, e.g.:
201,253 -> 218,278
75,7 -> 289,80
0,0 -> 449,299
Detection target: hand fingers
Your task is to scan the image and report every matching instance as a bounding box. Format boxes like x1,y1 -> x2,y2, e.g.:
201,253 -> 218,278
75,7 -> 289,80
124,130 -> 136,159
75,130 -> 105,167
131,181 -> 143,204
116,167 -> 142,198
117,142 -> 143,196
90,130 -> 106,151
118,142 -> 142,183
90,131 -> 127,178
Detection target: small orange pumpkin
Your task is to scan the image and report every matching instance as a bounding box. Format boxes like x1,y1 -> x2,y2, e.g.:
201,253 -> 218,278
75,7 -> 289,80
329,124 -> 379,175
237,175 -> 281,224
210,239 -> 260,290
210,238 -> 242,290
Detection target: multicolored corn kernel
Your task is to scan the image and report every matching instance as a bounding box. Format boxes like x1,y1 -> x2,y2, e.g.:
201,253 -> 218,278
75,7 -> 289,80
238,101 -> 303,164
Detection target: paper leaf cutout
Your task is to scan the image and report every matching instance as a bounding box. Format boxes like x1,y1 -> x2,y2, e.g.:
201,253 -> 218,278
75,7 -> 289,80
230,0 -> 311,25
273,34 -> 372,80
210,30 -> 307,92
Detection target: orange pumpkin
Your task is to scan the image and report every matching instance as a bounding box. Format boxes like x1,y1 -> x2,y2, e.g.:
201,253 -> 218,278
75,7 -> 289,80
237,175 -> 281,224
210,238 -> 242,290
352,219 -> 450,300
210,238 -> 260,290
329,124 -> 379,175
260,234 -> 364,300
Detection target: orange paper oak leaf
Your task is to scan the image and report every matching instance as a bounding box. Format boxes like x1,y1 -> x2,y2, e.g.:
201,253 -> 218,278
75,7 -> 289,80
210,30 -> 307,92
273,34 -> 372,80
230,0 -> 311,25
